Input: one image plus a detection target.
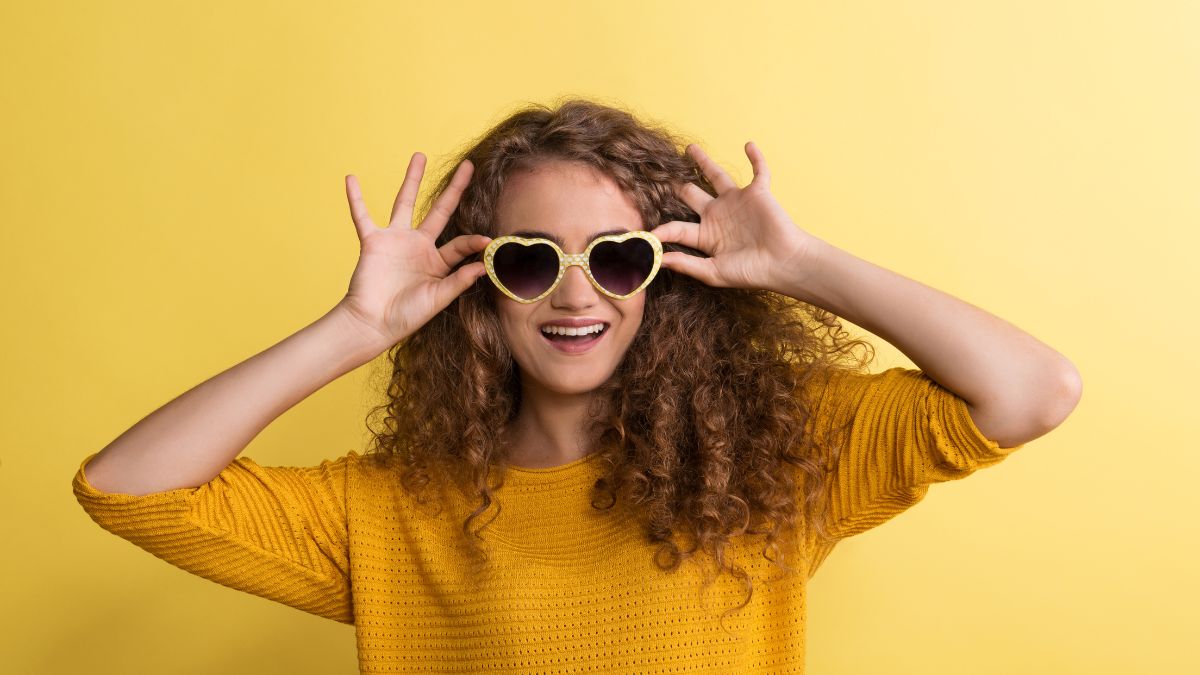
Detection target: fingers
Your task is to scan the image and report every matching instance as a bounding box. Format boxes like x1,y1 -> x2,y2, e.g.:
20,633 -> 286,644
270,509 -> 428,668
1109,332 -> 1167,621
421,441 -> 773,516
650,220 -> 703,251
661,251 -> 721,287
389,151 -> 427,229
345,175 -> 379,241
434,261 -> 488,311
745,141 -> 771,189
686,144 -> 738,195
675,181 -> 714,215
430,233 -> 492,315
438,233 -> 493,272
419,159 -> 474,238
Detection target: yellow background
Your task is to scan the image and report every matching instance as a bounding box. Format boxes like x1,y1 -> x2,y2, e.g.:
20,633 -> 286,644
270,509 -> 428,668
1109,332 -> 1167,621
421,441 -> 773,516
3,1 -> 1194,673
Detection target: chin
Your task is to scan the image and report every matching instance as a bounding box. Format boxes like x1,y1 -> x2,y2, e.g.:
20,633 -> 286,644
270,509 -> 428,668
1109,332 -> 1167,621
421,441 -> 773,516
536,369 -> 614,395
510,334 -> 632,394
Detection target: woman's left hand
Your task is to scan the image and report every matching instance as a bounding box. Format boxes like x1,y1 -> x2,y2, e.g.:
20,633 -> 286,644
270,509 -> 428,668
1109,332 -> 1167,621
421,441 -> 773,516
651,141 -> 820,293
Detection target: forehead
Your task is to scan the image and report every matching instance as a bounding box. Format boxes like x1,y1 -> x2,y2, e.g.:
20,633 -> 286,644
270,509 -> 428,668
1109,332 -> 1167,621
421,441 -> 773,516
495,159 -> 644,247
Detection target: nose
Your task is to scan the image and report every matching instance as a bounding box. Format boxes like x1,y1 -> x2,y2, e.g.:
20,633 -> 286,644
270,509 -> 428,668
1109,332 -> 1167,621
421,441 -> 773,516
550,263 -> 599,308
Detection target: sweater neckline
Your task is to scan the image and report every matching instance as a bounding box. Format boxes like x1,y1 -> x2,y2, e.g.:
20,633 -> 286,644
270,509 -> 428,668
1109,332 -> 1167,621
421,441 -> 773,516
498,450 -> 605,488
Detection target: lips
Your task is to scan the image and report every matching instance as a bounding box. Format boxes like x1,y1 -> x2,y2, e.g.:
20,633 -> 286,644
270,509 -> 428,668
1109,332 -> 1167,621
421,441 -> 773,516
538,318 -> 610,329
539,325 -> 607,354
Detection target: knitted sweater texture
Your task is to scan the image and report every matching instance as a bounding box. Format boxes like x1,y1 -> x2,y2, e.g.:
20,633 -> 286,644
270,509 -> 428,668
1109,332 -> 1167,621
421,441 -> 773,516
72,367 -> 1026,673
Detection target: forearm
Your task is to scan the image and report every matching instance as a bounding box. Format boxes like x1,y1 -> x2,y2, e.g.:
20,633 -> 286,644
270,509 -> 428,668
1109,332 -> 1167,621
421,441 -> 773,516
774,237 -> 1080,441
84,304 -> 385,496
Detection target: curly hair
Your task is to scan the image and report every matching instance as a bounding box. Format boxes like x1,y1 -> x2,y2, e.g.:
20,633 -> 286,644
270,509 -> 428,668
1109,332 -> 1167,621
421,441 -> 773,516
360,96 -> 875,635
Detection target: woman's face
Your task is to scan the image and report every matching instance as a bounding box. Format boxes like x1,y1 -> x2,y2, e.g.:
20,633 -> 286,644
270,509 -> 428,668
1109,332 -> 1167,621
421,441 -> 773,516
492,159 -> 647,396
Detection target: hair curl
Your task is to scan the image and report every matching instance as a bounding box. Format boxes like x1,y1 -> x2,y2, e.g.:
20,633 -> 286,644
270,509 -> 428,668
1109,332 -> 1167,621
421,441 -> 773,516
361,96 -> 875,635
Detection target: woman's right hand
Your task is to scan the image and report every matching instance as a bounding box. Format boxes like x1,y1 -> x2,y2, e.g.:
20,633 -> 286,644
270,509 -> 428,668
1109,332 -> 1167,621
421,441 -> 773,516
336,152 -> 492,351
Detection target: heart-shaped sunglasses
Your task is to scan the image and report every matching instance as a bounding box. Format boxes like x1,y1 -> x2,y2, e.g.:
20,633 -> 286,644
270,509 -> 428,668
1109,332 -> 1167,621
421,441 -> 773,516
483,231 -> 663,303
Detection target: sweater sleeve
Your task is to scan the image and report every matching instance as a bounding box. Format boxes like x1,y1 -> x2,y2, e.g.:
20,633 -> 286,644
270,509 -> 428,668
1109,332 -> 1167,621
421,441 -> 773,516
71,451 -> 356,625
805,366 -> 1026,543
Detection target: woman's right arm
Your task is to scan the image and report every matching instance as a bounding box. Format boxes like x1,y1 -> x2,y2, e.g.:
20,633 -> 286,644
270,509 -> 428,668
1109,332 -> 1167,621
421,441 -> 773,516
86,150 -> 491,496
72,152 -> 492,626
82,303 -> 387,496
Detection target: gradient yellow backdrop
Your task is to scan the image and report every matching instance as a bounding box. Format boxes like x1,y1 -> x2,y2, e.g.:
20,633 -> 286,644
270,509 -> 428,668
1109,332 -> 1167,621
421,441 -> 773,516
3,1 -> 1194,673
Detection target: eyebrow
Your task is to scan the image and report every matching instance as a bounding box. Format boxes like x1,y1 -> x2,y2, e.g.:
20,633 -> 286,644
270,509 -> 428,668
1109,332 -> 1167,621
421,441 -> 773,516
508,228 -> 630,248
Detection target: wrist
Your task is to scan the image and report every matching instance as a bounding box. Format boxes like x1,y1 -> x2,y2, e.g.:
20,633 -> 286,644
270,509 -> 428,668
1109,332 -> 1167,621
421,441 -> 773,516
326,302 -> 395,364
769,235 -> 832,304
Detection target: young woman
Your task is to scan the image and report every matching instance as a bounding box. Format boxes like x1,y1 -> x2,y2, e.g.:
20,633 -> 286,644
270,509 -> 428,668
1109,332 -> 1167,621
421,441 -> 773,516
74,98 -> 1080,673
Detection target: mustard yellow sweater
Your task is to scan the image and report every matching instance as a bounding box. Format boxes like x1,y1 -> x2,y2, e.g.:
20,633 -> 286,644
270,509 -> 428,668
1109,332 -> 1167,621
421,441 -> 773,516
72,367 -> 1026,674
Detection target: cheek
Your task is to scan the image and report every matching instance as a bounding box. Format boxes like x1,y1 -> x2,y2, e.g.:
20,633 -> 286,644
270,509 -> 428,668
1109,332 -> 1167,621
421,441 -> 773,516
499,316 -> 522,344
614,306 -> 645,342
626,297 -> 647,326
495,306 -> 532,344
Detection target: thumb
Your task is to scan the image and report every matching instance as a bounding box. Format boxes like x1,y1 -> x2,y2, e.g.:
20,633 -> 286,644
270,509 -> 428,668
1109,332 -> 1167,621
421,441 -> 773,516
434,262 -> 487,308
663,251 -> 720,287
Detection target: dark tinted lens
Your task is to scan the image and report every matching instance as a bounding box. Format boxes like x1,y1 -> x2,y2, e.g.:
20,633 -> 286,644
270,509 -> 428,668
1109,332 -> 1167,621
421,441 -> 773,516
493,241 -> 559,299
590,238 -> 653,295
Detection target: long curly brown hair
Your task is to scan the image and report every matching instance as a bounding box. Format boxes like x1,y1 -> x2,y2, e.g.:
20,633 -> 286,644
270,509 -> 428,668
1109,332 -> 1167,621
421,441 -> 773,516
361,96 -> 875,633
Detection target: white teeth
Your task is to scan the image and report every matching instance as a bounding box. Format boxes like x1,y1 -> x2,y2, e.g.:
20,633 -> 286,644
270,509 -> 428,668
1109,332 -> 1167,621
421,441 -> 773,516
540,323 -> 606,336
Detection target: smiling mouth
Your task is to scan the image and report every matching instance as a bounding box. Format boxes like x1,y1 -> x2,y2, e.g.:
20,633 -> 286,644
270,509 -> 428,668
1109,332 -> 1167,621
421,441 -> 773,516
539,325 -> 608,353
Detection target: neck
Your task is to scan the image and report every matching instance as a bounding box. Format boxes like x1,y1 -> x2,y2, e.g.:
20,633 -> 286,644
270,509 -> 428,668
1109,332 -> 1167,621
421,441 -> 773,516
503,384 -> 598,468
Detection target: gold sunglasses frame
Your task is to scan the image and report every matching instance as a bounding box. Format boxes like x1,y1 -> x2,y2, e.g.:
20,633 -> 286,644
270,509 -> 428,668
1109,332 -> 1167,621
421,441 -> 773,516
483,230 -> 664,304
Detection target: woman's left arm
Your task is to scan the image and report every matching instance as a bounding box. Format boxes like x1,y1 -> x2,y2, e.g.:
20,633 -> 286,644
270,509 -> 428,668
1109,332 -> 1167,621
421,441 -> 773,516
768,238 -> 1082,448
652,141 -> 1082,449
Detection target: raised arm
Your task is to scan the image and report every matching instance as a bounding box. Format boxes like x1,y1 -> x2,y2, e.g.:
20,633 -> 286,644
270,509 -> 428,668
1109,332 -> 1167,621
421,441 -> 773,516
73,157 -> 493,625
650,141 -> 1081,448
85,153 -> 492,496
